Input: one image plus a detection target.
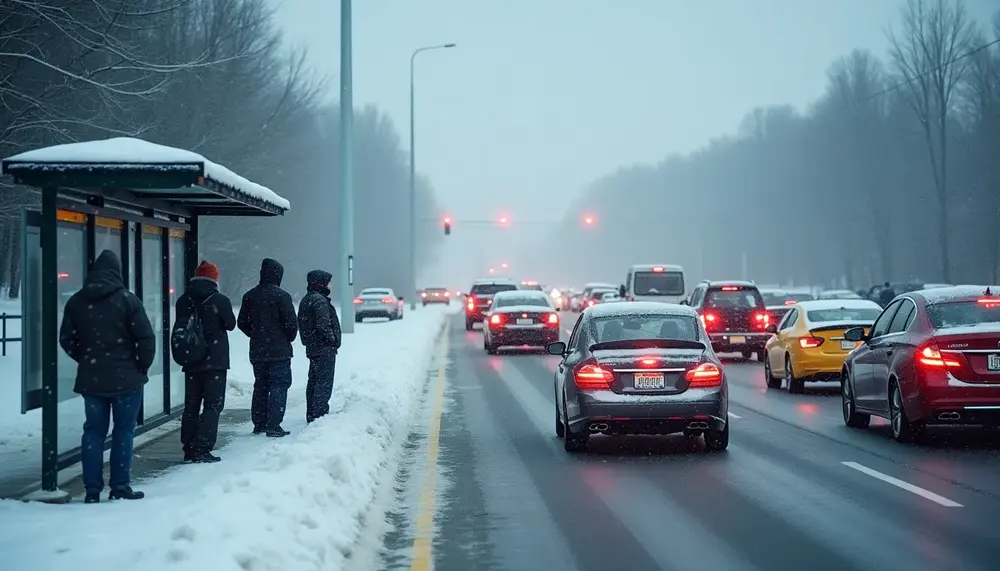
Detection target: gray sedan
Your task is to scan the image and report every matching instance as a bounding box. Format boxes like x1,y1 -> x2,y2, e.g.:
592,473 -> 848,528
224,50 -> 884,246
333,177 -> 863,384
549,302 -> 730,452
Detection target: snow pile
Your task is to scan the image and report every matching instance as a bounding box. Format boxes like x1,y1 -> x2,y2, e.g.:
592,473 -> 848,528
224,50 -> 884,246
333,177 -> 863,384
0,306 -> 450,571
3,137 -> 289,210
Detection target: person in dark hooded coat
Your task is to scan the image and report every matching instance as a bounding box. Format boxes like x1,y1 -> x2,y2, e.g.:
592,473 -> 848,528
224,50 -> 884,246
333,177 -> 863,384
59,250 -> 154,503
297,270 -> 342,423
238,258 -> 298,437
878,282 -> 897,308
174,261 -> 236,463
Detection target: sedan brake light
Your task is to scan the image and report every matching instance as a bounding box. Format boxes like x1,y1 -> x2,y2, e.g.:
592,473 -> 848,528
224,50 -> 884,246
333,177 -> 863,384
685,363 -> 722,387
421,292 -> 427,298
489,313 -> 503,326
700,312 -> 718,329
574,362 -> 614,390
353,298 -> 363,305
754,312 -> 769,329
381,297 -> 395,304
546,313 -> 559,325
918,344 -> 961,369
466,298 -> 475,311
799,336 -> 824,348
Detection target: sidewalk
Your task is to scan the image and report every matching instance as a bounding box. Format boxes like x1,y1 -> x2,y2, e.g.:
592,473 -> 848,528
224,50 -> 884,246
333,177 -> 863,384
58,409 -> 252,499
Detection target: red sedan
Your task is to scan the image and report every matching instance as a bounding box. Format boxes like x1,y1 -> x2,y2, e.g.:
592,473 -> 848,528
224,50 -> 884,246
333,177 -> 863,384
841,286 -> 1000,442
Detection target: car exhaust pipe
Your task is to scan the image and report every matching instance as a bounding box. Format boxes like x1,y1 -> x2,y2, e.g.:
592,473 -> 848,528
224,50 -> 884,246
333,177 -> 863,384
937,411 -> 961,421
686,421 -> 709,430
588,423 -> 609,432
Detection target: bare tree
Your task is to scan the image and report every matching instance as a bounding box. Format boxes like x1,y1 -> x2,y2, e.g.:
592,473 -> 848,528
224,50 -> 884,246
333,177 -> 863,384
887,0 -> 975,281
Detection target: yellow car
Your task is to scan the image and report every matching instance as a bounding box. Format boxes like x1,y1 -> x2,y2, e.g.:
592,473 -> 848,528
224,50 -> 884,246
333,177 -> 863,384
763,299 -> 883,393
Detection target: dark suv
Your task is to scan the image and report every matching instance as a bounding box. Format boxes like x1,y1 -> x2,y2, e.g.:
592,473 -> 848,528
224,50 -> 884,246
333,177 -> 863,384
465,280 -> 518,330
686,280 -> 770,360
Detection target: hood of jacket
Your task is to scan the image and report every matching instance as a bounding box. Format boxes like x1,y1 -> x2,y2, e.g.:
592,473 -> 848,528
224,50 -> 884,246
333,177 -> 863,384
81,250 -> 125,300
306,270 -> 332,297
260,258 -> 284,287
186,275 -> 220,301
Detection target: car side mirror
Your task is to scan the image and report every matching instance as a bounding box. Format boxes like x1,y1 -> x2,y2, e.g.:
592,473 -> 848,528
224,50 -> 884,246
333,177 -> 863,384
546,341 -> 567,355
679,299 -> 689,306
843,327 -> 867,342
766,324 -> 777,334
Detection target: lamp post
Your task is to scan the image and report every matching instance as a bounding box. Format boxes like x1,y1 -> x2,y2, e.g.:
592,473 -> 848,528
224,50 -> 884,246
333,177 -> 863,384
339,0 -> 356,332
409,42 -> 455,310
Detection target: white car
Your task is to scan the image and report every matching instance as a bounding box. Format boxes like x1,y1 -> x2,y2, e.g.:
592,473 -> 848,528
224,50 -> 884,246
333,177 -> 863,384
597,291 -> 624,304
353,287 -> 404,322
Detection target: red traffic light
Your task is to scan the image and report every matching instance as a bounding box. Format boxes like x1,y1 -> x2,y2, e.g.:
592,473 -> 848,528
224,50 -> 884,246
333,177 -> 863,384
443,216 -> 452,235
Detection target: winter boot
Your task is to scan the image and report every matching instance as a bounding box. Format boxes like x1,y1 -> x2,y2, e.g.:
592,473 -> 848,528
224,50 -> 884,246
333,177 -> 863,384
190,452 -> 222,463
84,493 -> 100,504
108,487 -> 145,500
266,426 -> 290,438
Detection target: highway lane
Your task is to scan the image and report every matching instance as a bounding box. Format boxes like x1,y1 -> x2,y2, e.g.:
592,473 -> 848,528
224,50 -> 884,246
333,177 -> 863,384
375,310 -> 1000,571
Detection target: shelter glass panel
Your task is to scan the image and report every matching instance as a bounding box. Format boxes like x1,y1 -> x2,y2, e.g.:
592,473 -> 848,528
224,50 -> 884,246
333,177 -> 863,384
141,226 -> 164,418
56,211 -> 87,454
168,230 -> 185,410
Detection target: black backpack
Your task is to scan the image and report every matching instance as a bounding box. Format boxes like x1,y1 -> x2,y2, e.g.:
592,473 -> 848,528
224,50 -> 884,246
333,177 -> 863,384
171,293 -> 215,366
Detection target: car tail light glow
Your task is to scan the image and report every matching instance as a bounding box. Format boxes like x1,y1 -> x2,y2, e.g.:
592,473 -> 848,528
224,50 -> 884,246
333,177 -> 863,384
353,298 -> 363,305
587,300 -> 595,307
721,286 -> 738,291
784,300 -> 795,305
547,313 -> 558,325
489,314 -> 503,326
701,312 -> 718,328
918,344 -> 961,368
639,358 -> 657,367
444,292 -> 450,297
799,336 -> 824,348
977,298 -> 1000,307
754,312 -> 769,329
574,362 -> 614,389
652,267 -> 664,272
421,292 -> 427,297
685,363 -> 722,387
381,297 -> 394,303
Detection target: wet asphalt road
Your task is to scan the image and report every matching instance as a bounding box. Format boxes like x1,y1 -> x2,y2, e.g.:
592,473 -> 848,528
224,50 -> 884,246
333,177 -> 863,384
376,310 -> 1000,571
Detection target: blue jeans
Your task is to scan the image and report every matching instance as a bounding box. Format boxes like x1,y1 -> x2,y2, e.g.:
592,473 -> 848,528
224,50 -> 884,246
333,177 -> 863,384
81,389 -> 143,495
251,360 -> 293,431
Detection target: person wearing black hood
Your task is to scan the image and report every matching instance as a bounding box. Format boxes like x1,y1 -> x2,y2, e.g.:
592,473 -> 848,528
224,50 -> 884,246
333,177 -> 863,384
59,250 -> 154,503
175,261 -> 236,463
238,258 -> 298,437
297,270 -> 342,423
878,282 -> 897,308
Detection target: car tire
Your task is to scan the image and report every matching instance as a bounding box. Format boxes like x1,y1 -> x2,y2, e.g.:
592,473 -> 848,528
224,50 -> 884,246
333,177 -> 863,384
486,343 -> 498,355
842,370 -> 871,428
785,356 -> 805,394
705,421 -> 729,452
756,349 -> 766,362
763,357 -> 782,389
889,381 -> 923,443
562,395 -> 587,452
741,349 -> 752,360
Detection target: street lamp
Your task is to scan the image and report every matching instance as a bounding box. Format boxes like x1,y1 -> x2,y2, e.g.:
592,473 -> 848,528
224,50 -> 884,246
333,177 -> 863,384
409,42 -> 456,310
339,0 -> 356,333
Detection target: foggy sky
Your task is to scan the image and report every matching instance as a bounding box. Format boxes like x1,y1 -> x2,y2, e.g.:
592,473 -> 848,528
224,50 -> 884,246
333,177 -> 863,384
272,0 -> 998,288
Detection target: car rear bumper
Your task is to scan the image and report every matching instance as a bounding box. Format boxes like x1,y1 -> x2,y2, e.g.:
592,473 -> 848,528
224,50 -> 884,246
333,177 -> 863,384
710,332 -> 769,352
486,327 -> 559,347
356,308 -> 395,318
913,378 -> 1000,425
422,298 -> 450,304
793,352 -> 854,379
567,388 -> 727,434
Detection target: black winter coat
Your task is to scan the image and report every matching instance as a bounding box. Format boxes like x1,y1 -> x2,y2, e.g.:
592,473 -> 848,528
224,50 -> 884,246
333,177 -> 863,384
298,270 -> 342,358
237,258 -> 298,363
878,287 -> 897,308
174,276 -> 237,372
59,250 -> 155,397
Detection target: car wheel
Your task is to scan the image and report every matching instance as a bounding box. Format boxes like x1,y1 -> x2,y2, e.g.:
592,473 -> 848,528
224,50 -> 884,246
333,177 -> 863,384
763,356 -> 782,389
785,356 -> 805,394
555,391 -> 565,438
741,349 -> 752,360
563,395 -> 587,452
486,343 -> 498,355
465,319 -> 474,331
705,421 -> 729,452
842,370 -> 871,428
889,381 -> 922,443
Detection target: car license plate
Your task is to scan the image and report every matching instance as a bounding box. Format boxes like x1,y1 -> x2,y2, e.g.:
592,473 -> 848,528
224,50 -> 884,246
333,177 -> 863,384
729,336 -> 746,344
634,372 -> 665,389
516,318 -> 532,325
841,340 -> 857,350
989,354 -> 1000,371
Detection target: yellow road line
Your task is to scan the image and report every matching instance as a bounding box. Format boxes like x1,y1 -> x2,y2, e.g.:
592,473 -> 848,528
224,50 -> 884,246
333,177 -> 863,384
409,322 -> 450,571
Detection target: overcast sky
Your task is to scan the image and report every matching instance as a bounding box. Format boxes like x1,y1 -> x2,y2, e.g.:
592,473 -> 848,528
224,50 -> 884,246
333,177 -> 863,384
272,0 -> 997,286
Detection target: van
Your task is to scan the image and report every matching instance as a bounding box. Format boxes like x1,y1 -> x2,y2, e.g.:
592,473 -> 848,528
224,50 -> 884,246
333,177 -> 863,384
623,264 -> 686,304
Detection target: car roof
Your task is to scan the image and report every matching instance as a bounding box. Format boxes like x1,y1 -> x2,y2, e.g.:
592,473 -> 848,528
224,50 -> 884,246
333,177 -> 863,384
424,286 -> 447,290
494,289 -> 547,298
361,287 -> 392,293
793,299 -> 882,312
585,301 -> 697,318
630,264 -> 684,272
472,278 -> 515,285
583,282 -> 617,288
703,280 -> 758,289
911,285 -> 999,305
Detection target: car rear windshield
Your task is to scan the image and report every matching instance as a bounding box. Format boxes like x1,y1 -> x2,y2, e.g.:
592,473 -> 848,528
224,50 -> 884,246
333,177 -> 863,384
762,292 -> 813,305
494,295 -> 551,308
807,308 -> 882,322
927,301 -> 1000,328
519,284 -> 544,291
589,314 -> 700,343
470,284 -> 518,295
362,290 -> 390,296
633,271 -> 684,296
705,287 -> 762,309
590,289 -> 616,299
425,288 -> 446,292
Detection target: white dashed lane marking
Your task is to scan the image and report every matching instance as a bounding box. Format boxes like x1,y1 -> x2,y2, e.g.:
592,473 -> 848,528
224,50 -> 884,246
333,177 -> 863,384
841,461 -> 963,507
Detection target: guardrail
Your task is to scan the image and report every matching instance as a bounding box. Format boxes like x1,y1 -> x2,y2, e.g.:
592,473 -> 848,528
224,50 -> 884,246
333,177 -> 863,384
1,313 -> 22,356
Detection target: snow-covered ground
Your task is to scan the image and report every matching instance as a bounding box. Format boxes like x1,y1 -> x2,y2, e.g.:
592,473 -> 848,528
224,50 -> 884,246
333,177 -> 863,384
0,303 -> 452,571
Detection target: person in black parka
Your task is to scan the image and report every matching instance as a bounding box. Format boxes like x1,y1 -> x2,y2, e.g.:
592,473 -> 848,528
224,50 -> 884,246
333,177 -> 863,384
59,250 -> 154,504
297,270 -> 342,423
175,261 -> 236,463
878,282 -> 897,308
238,258 -> 298,437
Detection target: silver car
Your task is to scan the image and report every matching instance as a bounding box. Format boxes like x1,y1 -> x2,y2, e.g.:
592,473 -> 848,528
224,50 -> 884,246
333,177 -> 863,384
353,287 -> 404,322
548,302 -> 729,453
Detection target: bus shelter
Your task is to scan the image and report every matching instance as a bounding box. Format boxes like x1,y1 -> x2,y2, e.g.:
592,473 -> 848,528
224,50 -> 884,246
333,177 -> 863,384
1,137 -> 289,501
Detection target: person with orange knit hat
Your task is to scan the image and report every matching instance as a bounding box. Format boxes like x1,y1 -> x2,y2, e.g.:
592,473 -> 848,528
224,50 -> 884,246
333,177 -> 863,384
173,260 -> 236,463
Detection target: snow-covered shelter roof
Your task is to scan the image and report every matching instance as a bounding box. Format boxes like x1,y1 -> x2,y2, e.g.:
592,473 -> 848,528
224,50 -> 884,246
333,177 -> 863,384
1,137 -> 289,216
